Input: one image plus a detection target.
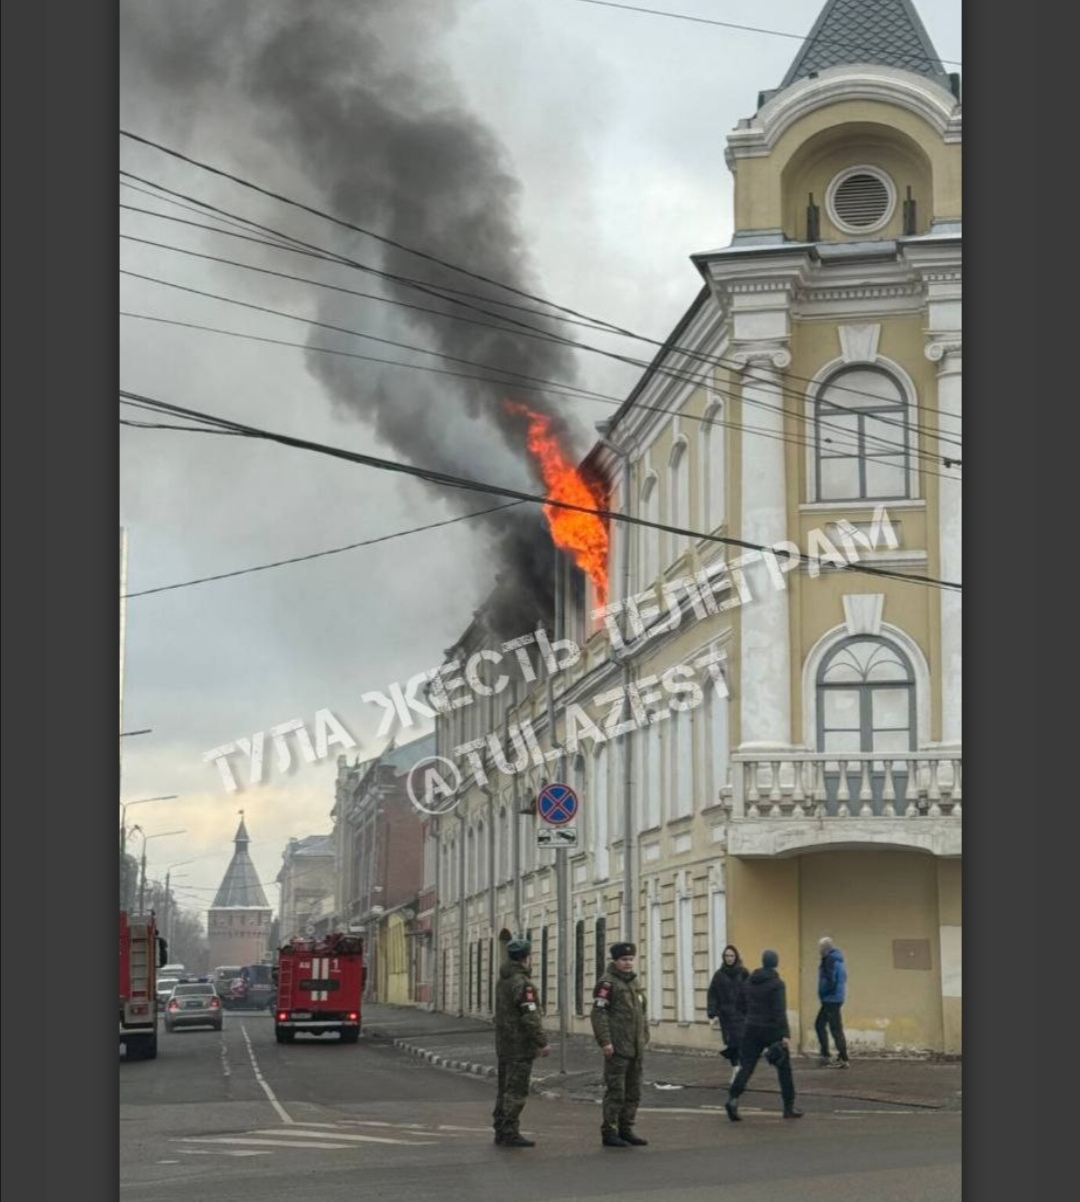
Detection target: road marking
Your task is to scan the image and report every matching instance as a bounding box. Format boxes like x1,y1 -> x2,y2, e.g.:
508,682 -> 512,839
179,1137 -> 356,1150
249,1128 -> 439,1146
834,1109 -> 918,1115
334,1121 -> 462,1138
178,1148 -> 272,1157
219,1035 -> 230,1079
240,1022 -> 293,1125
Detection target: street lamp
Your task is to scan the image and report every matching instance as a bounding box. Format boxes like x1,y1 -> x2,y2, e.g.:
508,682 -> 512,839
159,862 -> 195,946
120,795 -> 179,861
129,826 -> 187,915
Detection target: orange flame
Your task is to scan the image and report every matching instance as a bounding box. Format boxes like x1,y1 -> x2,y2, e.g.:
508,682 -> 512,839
505,400 -> 609,609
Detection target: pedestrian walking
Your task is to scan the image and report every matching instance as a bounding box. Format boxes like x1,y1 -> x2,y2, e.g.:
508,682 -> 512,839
815,936 -> 849,1068
591,942 -> 650,1148
492,938 -> 550,1147
707,944 -> 749,1082
724,950 -> 803,1121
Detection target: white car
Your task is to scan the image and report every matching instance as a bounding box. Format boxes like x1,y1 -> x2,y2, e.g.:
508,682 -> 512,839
156,976 -> 181,1009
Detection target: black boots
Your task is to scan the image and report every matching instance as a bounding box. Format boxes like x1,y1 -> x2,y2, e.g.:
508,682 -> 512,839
496,1132 -> 536,1147
783,1107 -> 804,1119
619,1131 -> 649,1146
725,1097 -> 741,1122
602,1131 -> 632,1147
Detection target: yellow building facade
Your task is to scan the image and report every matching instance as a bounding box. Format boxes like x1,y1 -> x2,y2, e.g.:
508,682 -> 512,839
430,0 -> 961,1056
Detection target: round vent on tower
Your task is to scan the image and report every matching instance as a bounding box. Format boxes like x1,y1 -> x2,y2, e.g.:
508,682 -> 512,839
826,166 -> 896,235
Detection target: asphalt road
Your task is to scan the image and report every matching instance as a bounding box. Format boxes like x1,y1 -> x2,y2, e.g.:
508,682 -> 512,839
120,1012 -> 961,1201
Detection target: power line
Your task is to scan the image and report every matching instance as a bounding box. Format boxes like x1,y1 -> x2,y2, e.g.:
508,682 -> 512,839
119,269 -> 960,481
118,164 -> 963,437
119,389 -> 961,592
120,311 -> 612,405
525,0 -> 961,66
120,306 -> 959,485
120,229 -> 960,467
120,503 -> 523,599
118,170 -> 961,473
120,185 -> 621,338
120,232 -> 573,352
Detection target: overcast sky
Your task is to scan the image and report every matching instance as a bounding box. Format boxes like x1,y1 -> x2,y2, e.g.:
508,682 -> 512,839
119,0 -> 962,919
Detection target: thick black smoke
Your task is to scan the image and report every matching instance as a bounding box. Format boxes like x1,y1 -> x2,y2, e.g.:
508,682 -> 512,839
121,0 -> 589,638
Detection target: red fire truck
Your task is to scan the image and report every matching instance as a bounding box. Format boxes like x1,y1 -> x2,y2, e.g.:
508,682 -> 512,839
120,910 -> 168,1060
273,933 -> 363,1044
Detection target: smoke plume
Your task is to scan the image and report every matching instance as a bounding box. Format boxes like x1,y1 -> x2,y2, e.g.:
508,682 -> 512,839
121,0 -> 590,637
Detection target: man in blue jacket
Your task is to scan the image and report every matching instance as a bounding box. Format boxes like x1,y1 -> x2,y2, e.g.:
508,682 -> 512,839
815,936 -> 849,1068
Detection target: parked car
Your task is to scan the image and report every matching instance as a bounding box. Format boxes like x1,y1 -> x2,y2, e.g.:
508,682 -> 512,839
164,980 -> 223,1033
227,963 -> 276,1010
211,965 -> 243,999
155,976 -> 181,1010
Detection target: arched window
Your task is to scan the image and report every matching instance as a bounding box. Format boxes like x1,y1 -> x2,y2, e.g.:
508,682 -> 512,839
668,438 -> 690,563
593,747 -> 610,879
476,819 -> 487,891
706,663 -> 730,803
702,398 -> 725,533
814,367 -> 911,502
817,635 -> 916,811
669,705 -> 694,820
640,473 -> 659,587
498,806 -> 510,884
466,827 -> 476,896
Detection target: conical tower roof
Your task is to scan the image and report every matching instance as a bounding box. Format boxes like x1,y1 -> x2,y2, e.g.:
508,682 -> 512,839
212,813 -> 270,908
775,0 -> 953,94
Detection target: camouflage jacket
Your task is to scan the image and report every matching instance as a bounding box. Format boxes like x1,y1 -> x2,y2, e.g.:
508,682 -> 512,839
494,962 -> 549,1060
590,964 -> 649,1059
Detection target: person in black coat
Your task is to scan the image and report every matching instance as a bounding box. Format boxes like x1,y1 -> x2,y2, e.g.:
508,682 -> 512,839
706,945 -> 749,1077
725,949 -> 803,1121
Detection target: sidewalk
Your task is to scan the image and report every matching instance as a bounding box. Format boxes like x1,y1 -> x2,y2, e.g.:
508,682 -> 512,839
362,1003 -> 961,1113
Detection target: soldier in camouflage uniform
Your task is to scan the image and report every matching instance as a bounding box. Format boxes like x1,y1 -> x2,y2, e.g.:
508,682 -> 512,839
590,942 -> 650,1147
492,938 -> 550,1147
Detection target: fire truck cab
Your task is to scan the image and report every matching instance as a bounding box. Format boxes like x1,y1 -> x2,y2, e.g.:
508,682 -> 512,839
120,910 -> 168,1060
273,933 -> 363,1044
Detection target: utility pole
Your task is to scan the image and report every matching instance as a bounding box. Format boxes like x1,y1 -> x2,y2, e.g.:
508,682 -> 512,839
547,549 -> 569,1075
139,841 -> 148,917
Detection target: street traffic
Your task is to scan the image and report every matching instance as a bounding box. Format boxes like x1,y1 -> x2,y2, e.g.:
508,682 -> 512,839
121,1011 -> 961,1202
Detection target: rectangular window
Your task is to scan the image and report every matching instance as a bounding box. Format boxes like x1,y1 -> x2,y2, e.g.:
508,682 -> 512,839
676,894 -> 694,1023
644,723 -> 663,828
670,708 -> 693,819
647,901 -> 662,1019
709,890 -> 727,971
709,680 -> 729,803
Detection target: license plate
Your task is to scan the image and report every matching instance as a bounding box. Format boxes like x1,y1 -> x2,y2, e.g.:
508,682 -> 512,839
186,1000 -> 206,1009
291,1012 -> 312,1020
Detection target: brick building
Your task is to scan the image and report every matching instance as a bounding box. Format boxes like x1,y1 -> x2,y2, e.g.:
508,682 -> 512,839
331,734 -> 433,1002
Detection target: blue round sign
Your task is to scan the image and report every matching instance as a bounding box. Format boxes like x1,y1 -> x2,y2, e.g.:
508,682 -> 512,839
536,783 -> 579,827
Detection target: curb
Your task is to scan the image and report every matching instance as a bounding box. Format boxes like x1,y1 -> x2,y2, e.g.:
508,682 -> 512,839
387,1036 -> 957,1111
393,1037 -> 572,1097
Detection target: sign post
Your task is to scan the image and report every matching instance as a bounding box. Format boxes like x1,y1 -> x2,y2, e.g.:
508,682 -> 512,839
536,781 -> 580,1074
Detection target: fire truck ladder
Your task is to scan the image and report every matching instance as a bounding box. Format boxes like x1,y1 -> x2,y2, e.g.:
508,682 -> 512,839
276,956 -> 293,1008
129,923 -> 152,1002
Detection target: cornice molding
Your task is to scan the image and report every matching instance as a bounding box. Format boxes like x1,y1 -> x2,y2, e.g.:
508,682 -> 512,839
925,338 -> 963,363
726,67 -> 962,164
